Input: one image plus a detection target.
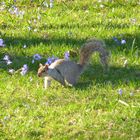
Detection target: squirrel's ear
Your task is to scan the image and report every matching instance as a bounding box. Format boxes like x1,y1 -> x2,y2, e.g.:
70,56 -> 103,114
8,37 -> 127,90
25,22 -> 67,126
45,64 -> 49,70
39,63 -> 43,67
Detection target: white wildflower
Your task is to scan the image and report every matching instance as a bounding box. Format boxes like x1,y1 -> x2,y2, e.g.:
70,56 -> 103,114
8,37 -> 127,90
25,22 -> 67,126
33,19 -> 37,23
8,69 -> 15,74
3,55 -> 12,65
130,18 -> 136,24
121,39 -> 126,44
23,44 -> 27,48
130,92 -> 134,96
29,77 -> 33,82
28,26 -> 31,31
6,60 -> 12,65
37,15 -> 41,20
34,29 -> 37,32
43,1 -> 49,7
3,55 -> 9,61
50,2 -> 53,8
100,4 -> 104,8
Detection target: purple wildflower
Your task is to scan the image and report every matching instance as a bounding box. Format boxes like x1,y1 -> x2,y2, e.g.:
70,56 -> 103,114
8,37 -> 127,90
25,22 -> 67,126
64,51 -> 70,60
46,56 -> 58,65
118,89 -> 123,95
0,39 -> 5,47
20,64 -> 28,76
33,54 -> 42,60
46,57 -> 52,65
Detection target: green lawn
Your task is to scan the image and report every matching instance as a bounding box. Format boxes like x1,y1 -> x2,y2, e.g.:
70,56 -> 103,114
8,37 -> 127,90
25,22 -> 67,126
0,0 -> 140,139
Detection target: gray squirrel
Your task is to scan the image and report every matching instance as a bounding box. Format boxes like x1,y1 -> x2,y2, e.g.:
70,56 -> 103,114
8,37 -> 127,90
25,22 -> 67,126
37,39 -> 109,88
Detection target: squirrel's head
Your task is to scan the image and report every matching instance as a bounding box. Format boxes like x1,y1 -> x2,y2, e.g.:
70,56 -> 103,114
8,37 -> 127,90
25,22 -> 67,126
37,63 -> 49,77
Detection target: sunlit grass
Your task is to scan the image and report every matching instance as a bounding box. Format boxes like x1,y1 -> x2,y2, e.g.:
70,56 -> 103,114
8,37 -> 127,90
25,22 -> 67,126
0,0 -> 140,139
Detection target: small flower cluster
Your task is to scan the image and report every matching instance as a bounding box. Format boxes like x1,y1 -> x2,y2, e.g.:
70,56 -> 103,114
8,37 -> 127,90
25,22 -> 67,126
130,18 -> 136,25
2,46 -> 69,75
45,51 -> 70,65
46,56 -> 58,65
118,89 -> 123,95
2,54 -> 28,76
117,88 -> 134,96
0,2 -> 6,11
8,6 -> 25,17
20,64 -> 28,76
43,0 -> 54,8
113,37 -> 126,45
3,55 -> 12,65
32,54 -> 42,64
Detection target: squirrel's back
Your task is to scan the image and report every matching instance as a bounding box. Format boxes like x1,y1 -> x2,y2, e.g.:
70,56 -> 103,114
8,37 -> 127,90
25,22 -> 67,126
49,59 -> 83,76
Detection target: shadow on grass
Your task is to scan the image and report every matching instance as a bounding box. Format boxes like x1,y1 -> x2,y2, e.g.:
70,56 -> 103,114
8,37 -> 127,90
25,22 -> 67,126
1,32 -> 140,50
74,64 -> 140,90
1,35 -> 86,47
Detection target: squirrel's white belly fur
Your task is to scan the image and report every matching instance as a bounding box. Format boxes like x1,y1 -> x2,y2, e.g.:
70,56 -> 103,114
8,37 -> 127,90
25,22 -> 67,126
48,59 -> 83,86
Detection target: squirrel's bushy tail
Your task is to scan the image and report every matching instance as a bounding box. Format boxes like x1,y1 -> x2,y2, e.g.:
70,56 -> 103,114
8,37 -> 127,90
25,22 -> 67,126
79,39 -> 109,69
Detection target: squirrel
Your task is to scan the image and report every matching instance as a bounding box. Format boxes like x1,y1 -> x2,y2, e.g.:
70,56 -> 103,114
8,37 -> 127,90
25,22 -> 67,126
37,39 -> 109,88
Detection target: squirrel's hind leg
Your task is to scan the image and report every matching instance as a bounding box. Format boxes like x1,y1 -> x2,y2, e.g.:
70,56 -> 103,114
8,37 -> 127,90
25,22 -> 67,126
65,76 -> 77,87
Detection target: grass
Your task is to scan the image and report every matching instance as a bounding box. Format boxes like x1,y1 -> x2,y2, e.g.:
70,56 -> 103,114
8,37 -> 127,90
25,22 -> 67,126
0,0 -> 140,139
